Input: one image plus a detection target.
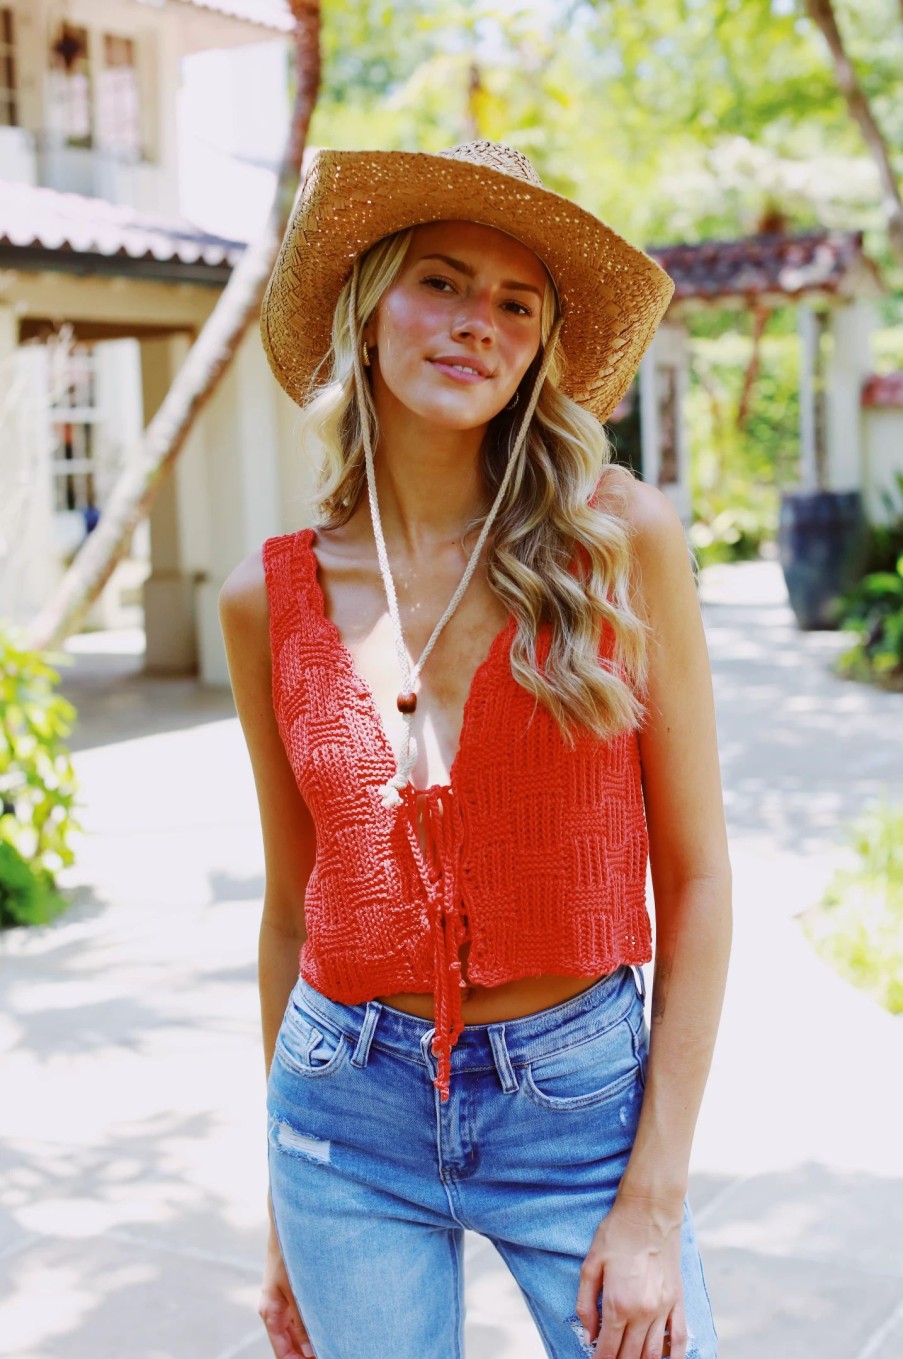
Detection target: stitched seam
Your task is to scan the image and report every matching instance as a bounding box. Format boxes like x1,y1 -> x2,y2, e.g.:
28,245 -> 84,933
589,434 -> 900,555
523,1056 -> 641,1110
274,1029 -> 348,1079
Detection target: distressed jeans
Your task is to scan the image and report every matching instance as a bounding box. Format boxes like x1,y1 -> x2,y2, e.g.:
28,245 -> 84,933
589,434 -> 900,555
266,964 -> 718,1359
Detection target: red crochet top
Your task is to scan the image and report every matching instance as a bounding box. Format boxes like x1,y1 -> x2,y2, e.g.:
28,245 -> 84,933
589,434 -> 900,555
262,527 -> 652,1101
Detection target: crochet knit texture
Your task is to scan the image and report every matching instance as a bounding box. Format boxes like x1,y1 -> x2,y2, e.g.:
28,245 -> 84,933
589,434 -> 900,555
263,527 -> 652,1102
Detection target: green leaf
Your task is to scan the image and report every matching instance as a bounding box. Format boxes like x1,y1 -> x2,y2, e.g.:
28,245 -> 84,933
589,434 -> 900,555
0,622 -> 80,929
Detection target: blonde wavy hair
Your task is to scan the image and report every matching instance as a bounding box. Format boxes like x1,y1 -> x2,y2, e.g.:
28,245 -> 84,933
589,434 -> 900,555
296,226 -> 648,744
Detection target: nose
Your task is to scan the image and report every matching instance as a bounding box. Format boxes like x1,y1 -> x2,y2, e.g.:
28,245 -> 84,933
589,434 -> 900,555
451,291 -> 494,344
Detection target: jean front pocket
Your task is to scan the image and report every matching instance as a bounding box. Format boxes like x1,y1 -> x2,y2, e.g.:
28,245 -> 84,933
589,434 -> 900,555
275,993 -> 349,1079
522,1014 -> 645,1111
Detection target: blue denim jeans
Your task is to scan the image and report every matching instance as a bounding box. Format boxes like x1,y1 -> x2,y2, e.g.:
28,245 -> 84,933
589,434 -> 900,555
266,964 -> 718,1359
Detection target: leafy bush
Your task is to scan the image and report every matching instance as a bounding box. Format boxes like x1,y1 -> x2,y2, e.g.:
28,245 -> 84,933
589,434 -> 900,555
0,624 -> 81,928
687,323 -> 794,567
836,555 -> 903,689
689,484 -> 779,568
863,473 -> 903,575
801,804 -> 903,1014
688,327 -> 801,499
835,474 -> 903,688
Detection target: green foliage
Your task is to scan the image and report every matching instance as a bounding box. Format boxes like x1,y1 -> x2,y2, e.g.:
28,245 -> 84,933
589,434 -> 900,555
689,327 -> 801,490
872,327 -> 903,376
802,803 -> 903,1014
836,476 -> 903,687
311,1 -> 903,554
311,0 -> 903,268
687,323 -> 795,562
863,473 -> 903,574
836,554 -> 903,688
688,486 -> 779,568
0,840 -> 67,928
0,623 -> 81,928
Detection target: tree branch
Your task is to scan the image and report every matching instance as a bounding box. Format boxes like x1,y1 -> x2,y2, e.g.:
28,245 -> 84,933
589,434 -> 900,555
805,0 -> 903,266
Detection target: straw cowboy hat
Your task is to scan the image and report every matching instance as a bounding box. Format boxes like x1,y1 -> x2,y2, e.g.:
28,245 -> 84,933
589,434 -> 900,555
260,140 -> 675,424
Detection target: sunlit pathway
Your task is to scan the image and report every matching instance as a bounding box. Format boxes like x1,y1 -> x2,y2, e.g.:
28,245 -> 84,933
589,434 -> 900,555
692,560 -> 903,1359
0,561 -> 900,1359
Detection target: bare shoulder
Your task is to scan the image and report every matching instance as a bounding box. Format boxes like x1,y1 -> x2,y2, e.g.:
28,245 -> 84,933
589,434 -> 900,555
594,466 -> 689,580
218,545 -> 267,639
594,464 -> 682,533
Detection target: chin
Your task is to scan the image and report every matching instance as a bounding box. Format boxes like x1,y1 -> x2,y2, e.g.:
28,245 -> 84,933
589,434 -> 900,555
412,392 -> 503,431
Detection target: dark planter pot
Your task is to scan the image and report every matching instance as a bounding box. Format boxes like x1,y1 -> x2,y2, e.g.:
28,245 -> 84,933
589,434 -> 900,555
778,489 -> 867,630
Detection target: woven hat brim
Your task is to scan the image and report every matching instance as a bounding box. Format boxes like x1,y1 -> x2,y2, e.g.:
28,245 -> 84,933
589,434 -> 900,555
260,149 -> 675,423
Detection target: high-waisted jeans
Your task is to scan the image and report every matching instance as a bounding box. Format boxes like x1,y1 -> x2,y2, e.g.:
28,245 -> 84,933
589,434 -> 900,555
266,964 -> 718,1359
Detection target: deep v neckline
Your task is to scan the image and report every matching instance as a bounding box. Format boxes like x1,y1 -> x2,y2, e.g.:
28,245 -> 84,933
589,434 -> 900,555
295,526 -> 515,798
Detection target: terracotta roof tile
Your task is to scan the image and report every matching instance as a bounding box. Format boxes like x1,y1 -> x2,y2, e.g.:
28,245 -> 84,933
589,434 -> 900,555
648,229 -> 878,304
0,179 -> 245,269
862,372 -> 903,408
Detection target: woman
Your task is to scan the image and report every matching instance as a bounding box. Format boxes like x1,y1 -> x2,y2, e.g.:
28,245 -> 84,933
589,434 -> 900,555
219,141 -> 731,1359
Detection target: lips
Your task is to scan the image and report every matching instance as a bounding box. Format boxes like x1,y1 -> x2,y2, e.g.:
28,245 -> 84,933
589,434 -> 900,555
429,355 -> 493,379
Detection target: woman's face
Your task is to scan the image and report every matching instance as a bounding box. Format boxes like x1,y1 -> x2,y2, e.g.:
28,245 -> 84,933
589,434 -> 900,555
364,220 -> 548,431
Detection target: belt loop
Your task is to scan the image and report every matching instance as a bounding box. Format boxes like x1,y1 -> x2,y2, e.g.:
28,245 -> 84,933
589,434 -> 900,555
420,1027 -> 438,1080
633,964 -> 647,1005
488,1024 -> 519,1094
350,1000 -> 381,1069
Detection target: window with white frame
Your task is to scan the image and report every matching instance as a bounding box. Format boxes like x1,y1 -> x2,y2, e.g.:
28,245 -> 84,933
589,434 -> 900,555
97,34 -> 141,159
0,6 -> 17,127
46,24 -> 144,159
47,23 -> 92,147
49,346 -> 101,516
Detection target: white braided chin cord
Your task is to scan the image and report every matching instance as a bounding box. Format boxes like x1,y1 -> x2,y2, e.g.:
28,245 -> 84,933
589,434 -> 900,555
349,258 -> 563,810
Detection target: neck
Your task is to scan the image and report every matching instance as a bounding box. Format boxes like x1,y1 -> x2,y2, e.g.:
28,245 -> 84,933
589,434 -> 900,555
366,385 -> 492,558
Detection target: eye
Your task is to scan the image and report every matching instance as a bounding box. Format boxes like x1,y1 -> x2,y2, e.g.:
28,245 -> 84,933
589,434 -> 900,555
502,299 -> 534,317
422,275 -> 456,293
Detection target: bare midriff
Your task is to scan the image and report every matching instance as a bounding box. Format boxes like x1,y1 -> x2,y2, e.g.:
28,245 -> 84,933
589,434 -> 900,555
376,898 -> 613,1022
374,974 -> 611,1023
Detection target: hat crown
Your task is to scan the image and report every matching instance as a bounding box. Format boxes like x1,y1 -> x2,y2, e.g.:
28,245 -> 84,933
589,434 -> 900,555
437,140 -> 545,190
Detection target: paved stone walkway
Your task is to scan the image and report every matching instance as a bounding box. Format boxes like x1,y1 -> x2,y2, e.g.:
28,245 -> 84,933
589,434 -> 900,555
1,562 -> 901,1359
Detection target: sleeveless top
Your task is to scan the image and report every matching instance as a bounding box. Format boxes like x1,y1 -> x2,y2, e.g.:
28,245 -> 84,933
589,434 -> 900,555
262,526 -> 652,1102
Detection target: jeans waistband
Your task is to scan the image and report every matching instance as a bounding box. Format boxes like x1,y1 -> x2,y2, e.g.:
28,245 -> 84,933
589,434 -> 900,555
293,964 -> 647,1086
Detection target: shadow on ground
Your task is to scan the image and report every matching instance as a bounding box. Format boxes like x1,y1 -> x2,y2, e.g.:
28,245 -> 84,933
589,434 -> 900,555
57,643 -> 235,754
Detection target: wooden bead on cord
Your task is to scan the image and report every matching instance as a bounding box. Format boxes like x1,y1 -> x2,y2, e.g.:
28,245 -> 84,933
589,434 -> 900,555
397,691 -> 417,714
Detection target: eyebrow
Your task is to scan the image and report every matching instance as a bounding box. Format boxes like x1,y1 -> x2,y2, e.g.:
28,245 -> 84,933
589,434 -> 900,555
418,252 -> 544,300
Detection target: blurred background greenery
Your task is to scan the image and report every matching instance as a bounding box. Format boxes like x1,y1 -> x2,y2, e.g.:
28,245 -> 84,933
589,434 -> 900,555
304,0 -> 903,574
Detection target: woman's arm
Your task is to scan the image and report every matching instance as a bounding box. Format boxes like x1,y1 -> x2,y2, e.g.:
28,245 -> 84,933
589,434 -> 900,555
219,549 -> 320,1359
577,475 -> 732,1359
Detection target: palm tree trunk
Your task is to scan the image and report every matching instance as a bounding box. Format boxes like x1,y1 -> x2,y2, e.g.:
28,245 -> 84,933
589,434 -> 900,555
26,1 -> 321,652
805,0 -> 903,267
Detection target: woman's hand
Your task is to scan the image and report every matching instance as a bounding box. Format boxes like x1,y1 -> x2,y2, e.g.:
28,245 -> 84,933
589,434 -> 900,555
259,1230 -> 316,1359
575,1190 -> 686,1359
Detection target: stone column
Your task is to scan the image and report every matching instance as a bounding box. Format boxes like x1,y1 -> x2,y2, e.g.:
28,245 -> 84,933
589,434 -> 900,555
797,304 -> 820,491
638,325 -> 691,522
825,299 -> 876,493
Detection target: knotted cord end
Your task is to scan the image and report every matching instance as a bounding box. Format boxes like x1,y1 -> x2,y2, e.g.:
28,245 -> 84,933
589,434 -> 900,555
379,782 -> 404,810
378,725 -> 419,810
